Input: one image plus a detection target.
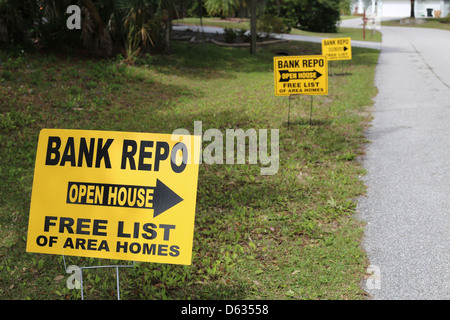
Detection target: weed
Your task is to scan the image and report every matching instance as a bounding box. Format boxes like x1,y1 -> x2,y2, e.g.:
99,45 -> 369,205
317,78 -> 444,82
2,70 -> 12,80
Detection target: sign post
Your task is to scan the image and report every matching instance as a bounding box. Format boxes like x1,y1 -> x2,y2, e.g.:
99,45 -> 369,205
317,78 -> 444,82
273,55 -> 328,126
27,128 -> 201,297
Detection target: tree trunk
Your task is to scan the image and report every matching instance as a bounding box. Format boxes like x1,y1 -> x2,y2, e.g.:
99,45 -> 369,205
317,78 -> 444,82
410,0 -> 415,18
81,0 -> 105,36
250,0 -> 256,54
165,20 -> 171,54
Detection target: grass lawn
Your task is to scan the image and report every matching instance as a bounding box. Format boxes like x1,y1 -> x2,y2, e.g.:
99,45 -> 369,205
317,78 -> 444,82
290,27 -> 381,42
382,17 -> 450,31
0,40 -> 379,300
174,17 -> 382,42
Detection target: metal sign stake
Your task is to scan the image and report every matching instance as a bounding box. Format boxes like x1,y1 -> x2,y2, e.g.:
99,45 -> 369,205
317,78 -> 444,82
288,95 -> 292,129
287,95 -> 314,127
63,255 -> 135,300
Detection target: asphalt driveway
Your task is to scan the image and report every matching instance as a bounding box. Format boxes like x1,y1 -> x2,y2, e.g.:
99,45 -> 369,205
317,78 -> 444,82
357,25 -> 450,299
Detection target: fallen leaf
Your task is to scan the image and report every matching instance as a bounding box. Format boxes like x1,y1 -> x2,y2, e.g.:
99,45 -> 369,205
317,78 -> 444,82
286,289 -> 295,296
54,275 -> 65,281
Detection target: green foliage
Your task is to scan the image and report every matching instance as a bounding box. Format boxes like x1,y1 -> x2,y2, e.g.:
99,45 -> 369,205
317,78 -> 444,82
223,27 -> 237,43
204,0 -> 240,18
116,0 -> 174,59
222,27 -> 261,43
439,13 -> 450,23
340,0 -> 353,15
0,0 -> 344,55
257,14 -> 289,36
296,0 -> 341,32
265,0 -> 342,33
0,0 -> 176,57
1,69 -> 11,80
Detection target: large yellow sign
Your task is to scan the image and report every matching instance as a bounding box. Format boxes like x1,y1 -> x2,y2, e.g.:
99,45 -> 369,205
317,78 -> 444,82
321,37 -> 352,61
273,55 -> 328,96
26,129 -> 200,265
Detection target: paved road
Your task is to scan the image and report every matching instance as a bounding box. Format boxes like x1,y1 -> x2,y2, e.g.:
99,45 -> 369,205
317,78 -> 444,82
357,25 -> 450,299
173,23 -> 381,50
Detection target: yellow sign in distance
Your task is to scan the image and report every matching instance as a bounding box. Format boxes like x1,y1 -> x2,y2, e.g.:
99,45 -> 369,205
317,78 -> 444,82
273,55 -> 328,96
321,37 -> 352,61
26,129 -> 201,265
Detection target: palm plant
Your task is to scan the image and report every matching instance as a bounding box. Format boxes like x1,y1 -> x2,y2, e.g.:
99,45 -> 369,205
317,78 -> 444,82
79,0 -> 114,56
116,0 -> 155,62
204,0 -> 240,18
117,0 -> 178,61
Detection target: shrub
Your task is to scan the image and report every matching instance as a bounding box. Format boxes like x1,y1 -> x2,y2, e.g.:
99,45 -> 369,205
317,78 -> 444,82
257,14 -> 289,37
1,70 -> 12,80
223,28 -> 237,43
296,0 -> 341,33
438,13 -> 450,23
265,0 -> 341,33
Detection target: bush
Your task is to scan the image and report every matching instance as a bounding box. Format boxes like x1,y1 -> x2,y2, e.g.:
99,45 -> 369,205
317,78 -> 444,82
438,13 -> 450,23
257,14 -> 289,37
265,0 -> 341,33
222,28 -> 262,43
296,0 -> 341,33
223,28 -> 237,43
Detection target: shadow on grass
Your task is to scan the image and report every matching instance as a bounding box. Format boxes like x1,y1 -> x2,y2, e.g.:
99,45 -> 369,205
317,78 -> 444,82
329,72 -> 353,77
285,117 -> 333,127
151,42 -> 280,80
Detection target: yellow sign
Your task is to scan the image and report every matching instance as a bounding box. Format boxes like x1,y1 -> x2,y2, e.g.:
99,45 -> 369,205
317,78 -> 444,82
26,129 -> 201,265
321,37 -> 352,61
273,55 -> 328,96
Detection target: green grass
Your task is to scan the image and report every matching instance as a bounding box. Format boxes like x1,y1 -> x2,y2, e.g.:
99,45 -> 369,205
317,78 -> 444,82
290,27 -> 382,42
0,40 -> 379,300
175,17 -> 251,30
174,17 -> 382,42
382,17 -> 450,31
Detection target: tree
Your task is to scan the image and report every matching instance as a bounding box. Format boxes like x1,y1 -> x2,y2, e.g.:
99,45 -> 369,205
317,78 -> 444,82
246,0 -> 266,55
249,0 -> 256,54
410,0 -> 415,18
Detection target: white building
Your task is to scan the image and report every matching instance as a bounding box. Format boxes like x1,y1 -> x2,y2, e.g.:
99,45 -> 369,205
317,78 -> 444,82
353,0 -> 450,18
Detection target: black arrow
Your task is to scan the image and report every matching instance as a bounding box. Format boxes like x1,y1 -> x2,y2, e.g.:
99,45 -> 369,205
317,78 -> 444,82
152,179 -> 183,218
279,70 -> 323,82
67,180 -> 184,218
343,46 -> 348,51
